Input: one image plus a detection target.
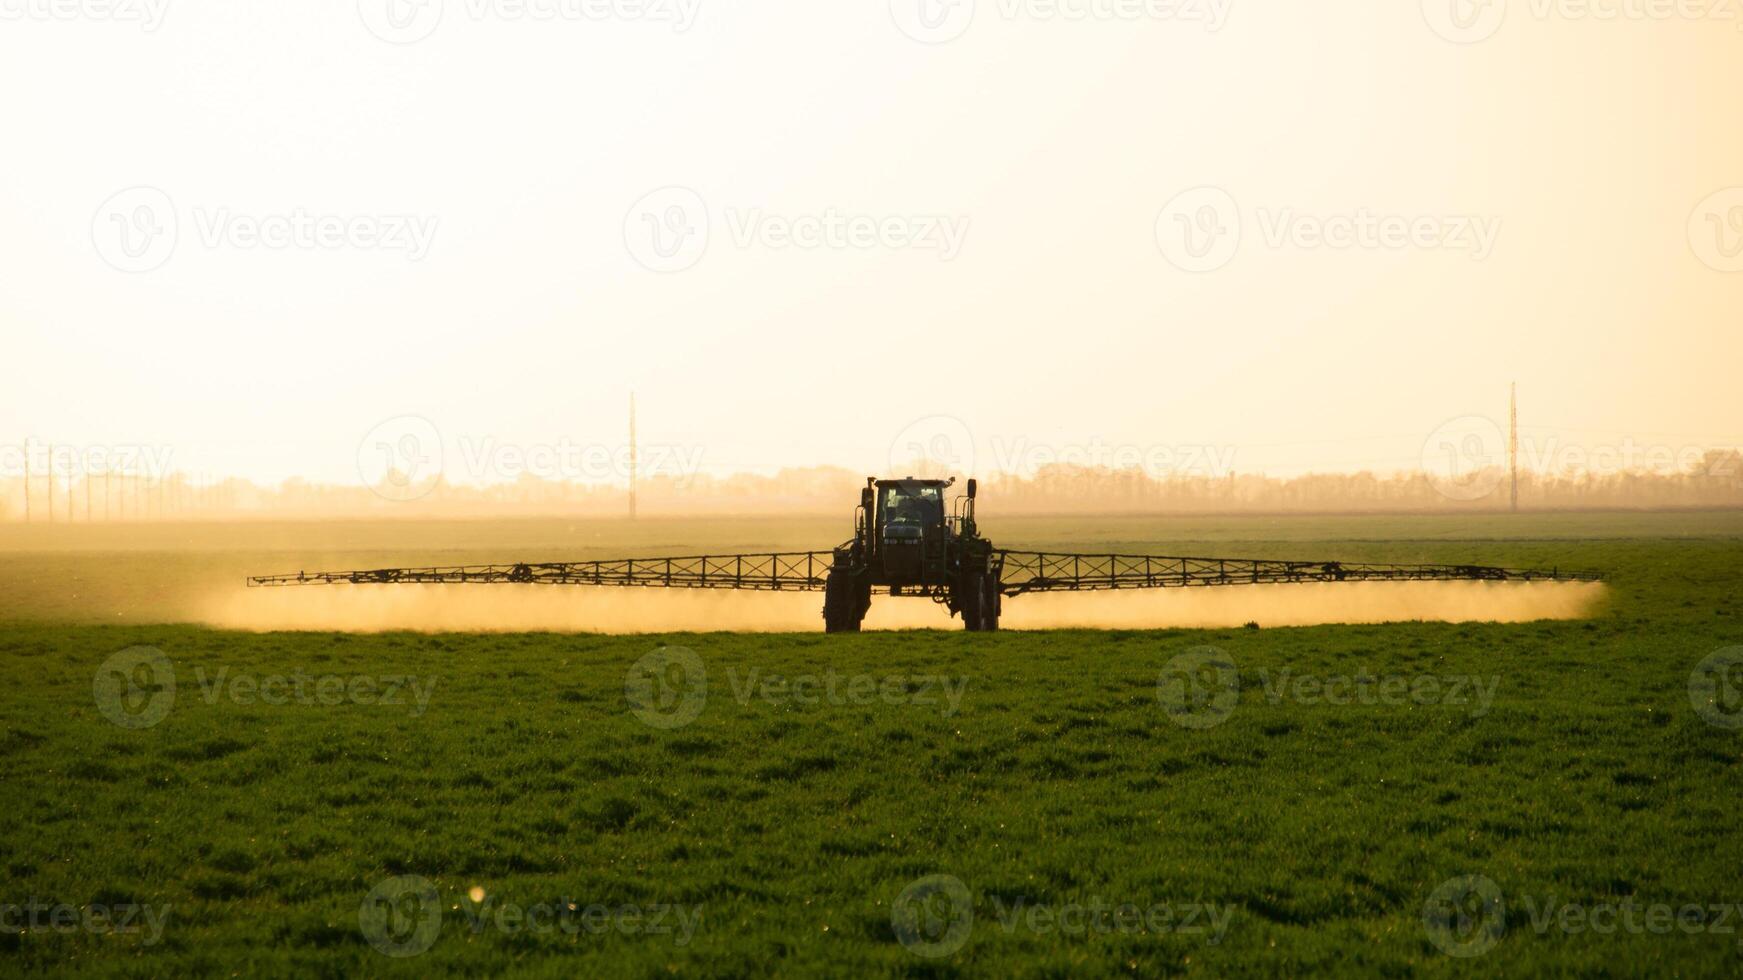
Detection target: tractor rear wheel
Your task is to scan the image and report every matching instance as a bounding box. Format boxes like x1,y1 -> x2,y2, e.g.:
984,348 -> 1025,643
961,571 -> 1001,632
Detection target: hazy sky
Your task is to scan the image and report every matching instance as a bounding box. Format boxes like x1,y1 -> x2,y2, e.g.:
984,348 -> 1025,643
2,0 -> 1739,486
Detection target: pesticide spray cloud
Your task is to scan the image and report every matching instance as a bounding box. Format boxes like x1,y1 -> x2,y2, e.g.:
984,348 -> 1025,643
199,581 -> 1605,633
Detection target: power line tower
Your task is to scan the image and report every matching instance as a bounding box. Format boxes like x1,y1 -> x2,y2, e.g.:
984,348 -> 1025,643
628,392 -> 638,521
1509,382 -> 1519,513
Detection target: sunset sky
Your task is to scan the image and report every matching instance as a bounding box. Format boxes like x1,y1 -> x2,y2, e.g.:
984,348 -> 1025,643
2,0 -> 1739,486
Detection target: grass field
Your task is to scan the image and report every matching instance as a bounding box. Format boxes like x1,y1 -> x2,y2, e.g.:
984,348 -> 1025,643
2,512 -> 1741,976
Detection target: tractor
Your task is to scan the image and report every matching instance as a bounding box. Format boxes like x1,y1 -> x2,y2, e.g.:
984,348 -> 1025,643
248,477 -> 1600,631
822,477 -> 1000,633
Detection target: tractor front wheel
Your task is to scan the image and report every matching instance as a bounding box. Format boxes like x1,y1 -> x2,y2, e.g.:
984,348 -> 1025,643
823,570 -> 864,633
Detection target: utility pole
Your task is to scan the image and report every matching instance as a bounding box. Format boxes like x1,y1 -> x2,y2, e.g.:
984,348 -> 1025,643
47,444 -> 54,525
629,391 -> 638,521
22,440 -> 30,523
1509,382 -> 1519,513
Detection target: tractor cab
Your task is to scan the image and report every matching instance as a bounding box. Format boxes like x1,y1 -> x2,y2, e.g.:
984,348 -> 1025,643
869,478 -> 951,584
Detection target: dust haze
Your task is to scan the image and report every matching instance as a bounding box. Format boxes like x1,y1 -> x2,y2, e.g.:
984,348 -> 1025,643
198,581 -> 1606,633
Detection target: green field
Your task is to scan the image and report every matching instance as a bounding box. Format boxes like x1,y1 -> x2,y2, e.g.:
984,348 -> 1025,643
2,512 -> 1742,976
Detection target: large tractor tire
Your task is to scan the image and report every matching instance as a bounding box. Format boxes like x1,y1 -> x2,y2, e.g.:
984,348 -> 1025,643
823,570 -> 864,633
961,571 -> 1001,632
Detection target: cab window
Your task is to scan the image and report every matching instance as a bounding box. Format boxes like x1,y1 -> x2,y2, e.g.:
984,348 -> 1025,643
881,485 -> 943,526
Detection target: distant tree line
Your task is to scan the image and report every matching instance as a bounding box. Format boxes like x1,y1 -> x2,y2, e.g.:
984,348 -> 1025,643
1,451 -> 1740,521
